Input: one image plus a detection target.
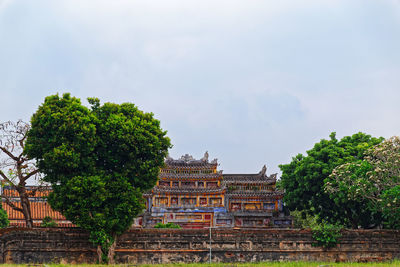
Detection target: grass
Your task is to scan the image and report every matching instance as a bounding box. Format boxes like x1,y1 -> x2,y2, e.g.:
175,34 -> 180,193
7,261 -> 399,267
135,261 -> 400,267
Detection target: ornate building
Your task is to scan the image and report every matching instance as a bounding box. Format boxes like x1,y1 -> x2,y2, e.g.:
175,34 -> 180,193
141,152 -> 292,228
1,152 -> 292,229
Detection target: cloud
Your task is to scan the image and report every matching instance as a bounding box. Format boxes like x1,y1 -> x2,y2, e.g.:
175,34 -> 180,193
1,0 -> 400,175
0,0 -> 12,10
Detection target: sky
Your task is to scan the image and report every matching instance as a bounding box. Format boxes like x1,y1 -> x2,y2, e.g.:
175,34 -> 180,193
1,0 -> 400,175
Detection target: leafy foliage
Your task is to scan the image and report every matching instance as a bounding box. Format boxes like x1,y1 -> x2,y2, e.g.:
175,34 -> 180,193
290,210 -> 342,248
154,222 -> 181,229
311,220 -> 343,248
25,93 -> 171,263
41,216 -> 57,227
279,132 -> 383,228
326,136 -> 400,229
290,210 -> 315,229
0,208 -> 9,228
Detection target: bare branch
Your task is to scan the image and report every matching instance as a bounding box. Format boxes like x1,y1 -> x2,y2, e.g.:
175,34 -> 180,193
0,146 -> 19,162
24,169 -> 40,181
0,170 -> 16,186
1,195 -> 23,212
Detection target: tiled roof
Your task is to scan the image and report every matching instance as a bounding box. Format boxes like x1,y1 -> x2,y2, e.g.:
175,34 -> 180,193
8,221 -> 75,228
1,187 -> 75,227
2,200 -> 75,227
2,186 -> 52,198
164,153 -> 218,167
222,179 -> 276,185
223,173 -> 277,182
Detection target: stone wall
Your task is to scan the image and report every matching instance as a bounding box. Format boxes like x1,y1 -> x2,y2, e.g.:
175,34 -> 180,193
0,228 -> 399,264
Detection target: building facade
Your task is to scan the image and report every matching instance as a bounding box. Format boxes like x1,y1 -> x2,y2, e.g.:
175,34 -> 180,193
141,152 -> 292,228
1,152 -> 292,228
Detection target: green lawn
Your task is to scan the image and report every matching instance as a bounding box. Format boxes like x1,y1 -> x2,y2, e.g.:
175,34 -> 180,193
136,261 -> 400,267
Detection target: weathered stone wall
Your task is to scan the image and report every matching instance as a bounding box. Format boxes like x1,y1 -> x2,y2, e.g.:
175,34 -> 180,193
0,228 -> 97,264
1,228 -> 399,264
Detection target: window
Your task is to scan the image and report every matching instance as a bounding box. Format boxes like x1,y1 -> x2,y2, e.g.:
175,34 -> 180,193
231,203 -> 241,211
181,198 -> 196,205
172,182 -> 179,187
263,203 -> 275,210
198,182 -> 204,188
200,198 -> 207,205
182,181 -> 195,187
244,203 -> 261,210
210,198 -> 222,205
171,198 -> 178,205
155,197 -> 168,205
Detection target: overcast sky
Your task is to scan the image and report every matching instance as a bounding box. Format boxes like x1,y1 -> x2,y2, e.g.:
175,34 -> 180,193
1,0 -> 400,175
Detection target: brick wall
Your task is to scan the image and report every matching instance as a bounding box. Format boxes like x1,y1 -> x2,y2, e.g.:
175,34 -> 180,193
0,228 -> 399,264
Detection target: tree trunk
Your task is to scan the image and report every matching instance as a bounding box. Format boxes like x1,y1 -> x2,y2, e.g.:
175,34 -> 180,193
107,235 -> 117,264
19,190 -> 33,228
97,245 -> 102,263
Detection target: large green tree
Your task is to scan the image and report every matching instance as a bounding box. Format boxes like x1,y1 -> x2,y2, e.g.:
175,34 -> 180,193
279,132 -> 383,228
326,136 -> 400,229
25,94 -> 171,263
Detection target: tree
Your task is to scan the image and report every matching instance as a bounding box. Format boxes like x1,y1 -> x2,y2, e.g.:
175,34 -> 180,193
279,132 -> 383,228
326,136 -> 400,229
25,94 -> 171,263
0,120 -> 41,228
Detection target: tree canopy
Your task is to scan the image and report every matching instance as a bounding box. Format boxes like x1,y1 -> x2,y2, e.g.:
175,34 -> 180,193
326,136 -> 400,229
279,132 -> 383,228
25,93 -> 171,263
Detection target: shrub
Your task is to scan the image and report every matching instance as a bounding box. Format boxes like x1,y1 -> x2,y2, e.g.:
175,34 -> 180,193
41,216 -> 57,227
154,222 -> 181,229
291,210 -> 314,229
291,210 -> 342,248
311,220 -> 343,248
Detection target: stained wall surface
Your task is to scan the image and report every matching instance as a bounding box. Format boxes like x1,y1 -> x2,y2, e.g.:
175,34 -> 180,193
0,228 -> 399,264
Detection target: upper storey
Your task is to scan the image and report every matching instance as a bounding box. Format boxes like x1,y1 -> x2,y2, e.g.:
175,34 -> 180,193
161,151 -> 220,174
156,152 -> 223,190
223,165 -> 281,194
223,165 -> 277,184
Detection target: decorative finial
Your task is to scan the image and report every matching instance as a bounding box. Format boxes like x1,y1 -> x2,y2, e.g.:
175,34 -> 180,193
259,164 -> 267,177
201,151 -> 209,162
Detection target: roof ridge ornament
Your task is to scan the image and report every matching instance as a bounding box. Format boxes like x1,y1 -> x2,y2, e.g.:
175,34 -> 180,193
180,153 -> 195,163
259,164 -> 267,177
201,151 -> 209,162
